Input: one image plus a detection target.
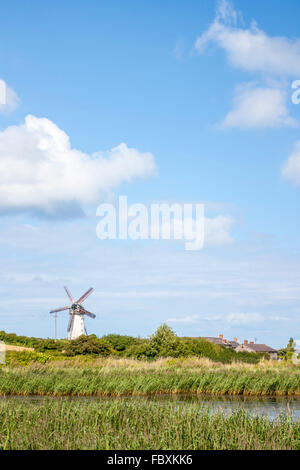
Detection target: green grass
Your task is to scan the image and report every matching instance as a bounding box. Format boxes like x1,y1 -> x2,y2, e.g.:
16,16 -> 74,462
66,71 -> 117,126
0,397 -> 298,450
0,358 -> 299,397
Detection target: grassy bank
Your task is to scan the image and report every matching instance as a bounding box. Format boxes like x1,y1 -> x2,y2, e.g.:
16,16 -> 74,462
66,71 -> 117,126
0,358 -> 299,397
0,397 -> 298,450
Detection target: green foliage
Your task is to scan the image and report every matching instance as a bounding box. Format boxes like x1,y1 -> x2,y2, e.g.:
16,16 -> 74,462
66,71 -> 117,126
149,324 -> 180,357
0,330 -> 65,353
0,327 -> 277,365
124,325 -> 183,359
277,338 -> 296,361
124,340 -> 154,359
180,338 -> 263,364
4,351 -> 51,366
278,349 -> 287,360
64,335 -> 114,357
102,334 -> 140,352
123,328 -> 261,364
287,338 -> 295,352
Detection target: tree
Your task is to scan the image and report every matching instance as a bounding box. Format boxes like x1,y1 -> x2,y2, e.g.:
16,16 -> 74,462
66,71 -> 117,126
149,324 -> 180,357
287,338 -> 295,352
64,335 -> 114,356
102,334 -> 138,352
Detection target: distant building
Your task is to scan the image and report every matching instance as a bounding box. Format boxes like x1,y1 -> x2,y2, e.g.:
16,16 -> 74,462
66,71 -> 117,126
203,334 -> 239,349
235,340 -> 278,360
203,334 -> 278,359
226,339 -> 239,350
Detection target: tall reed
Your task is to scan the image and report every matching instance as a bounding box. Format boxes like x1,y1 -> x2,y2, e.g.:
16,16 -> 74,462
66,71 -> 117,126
0,358 -> 299,396
0,397 -> 298,450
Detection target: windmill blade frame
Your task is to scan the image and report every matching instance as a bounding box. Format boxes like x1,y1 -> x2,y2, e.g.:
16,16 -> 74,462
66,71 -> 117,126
76,287 -> 94,305
67,313 -> 75,332
64,286 -> 74,303
50,306 -> 70,314
79,307 -> 96,319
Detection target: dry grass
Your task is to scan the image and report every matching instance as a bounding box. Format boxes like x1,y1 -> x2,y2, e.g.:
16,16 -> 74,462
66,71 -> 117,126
44,355 -> 278,369
3,344 -> 34,352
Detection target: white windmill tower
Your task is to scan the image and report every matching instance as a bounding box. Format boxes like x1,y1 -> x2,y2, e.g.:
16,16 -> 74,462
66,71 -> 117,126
50,286 -> 96,340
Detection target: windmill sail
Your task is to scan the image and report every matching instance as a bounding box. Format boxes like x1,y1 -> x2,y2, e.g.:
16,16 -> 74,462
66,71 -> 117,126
50,306 -> 69,313
67,313 -> 75,332
64,286 -> 74,303
50,286 -> 96,340
76,287 -> 94,304
79,307 -> 96,319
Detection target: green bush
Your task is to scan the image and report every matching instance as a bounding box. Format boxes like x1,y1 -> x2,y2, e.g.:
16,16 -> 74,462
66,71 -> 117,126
124,341 -> 155,359
64,335 -> 114,357
102,334 -> 140,352
0,330 -> 66,353
4,351 -> 51,366
0,328 -> 272,364
123,330 -> 261,364
149,324 -> 181,357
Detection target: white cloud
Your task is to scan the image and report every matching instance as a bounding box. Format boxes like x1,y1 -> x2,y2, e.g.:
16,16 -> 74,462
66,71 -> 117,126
167,315 -> 200,323
195,0 -> 300,76
269,315 -> 288,322
0,79 -> 20,113
221,84 -> 297,129
116,202 -> 234,247
156,213 -> 234,247
226,312 -> 264,325
204,215 -> 234,245
195,1 -> 299,129
281,141 -> 300,185
0,115 -> 156,217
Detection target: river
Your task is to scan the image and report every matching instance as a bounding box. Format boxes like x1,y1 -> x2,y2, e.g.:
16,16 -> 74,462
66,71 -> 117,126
1,394 -> 299,421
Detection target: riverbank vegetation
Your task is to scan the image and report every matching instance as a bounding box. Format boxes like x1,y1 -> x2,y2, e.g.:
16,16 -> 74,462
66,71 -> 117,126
0,357 -> 299,397
0,324 -> 272,364
1,325 -> 299,397
0,398 -> 298,450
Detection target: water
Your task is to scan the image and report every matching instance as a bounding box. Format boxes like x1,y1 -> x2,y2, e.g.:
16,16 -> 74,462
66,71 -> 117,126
1,394 -> 300,421
150,394 -> 300,421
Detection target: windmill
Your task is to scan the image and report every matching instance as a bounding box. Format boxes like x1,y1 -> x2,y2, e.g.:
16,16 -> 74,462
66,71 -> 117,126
50,286 -> 96,340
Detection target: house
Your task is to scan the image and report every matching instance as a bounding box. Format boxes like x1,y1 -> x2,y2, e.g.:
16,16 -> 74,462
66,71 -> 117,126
235,340 -> 278,360
203,334 -> 239,349
226,338 -> 239,350
203,334 -> 278,359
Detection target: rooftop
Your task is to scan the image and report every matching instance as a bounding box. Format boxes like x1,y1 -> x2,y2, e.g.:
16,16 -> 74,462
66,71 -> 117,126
242,343 -> 278,353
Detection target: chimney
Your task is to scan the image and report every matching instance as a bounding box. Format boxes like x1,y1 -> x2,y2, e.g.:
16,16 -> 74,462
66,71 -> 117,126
233,337 -> 238,342
250,341 -> 254,345
219,334 -> 223,339
244,339 -> 248,345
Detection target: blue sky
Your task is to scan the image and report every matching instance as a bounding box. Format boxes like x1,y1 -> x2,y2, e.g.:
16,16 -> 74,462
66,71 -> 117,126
1,0 -> 300,347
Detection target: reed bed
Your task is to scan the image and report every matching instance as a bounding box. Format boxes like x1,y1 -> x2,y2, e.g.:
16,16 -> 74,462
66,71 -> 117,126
0,358 -> 299,397
0,397 -> 298,450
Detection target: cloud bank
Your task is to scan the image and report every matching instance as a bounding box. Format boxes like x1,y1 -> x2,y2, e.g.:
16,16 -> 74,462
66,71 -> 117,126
195,1 -> 299,129
221,84 -> 296,129
225,312 -> 264,325
0,115 -> 156,217
195,0 -> 300,76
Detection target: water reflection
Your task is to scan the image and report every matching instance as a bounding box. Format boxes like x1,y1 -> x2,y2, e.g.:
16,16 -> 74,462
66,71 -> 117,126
148,394 -> 300,421
1,394 -> 299,421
